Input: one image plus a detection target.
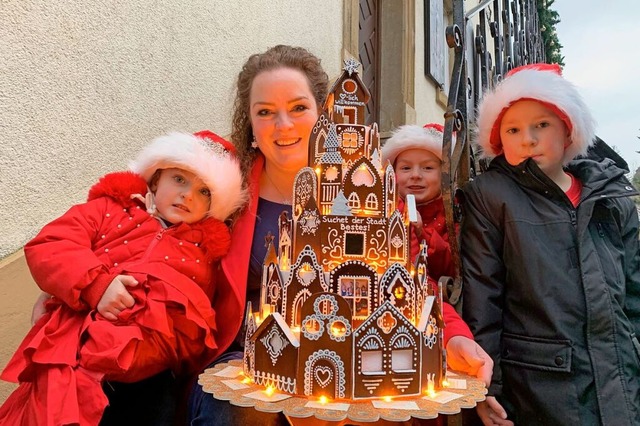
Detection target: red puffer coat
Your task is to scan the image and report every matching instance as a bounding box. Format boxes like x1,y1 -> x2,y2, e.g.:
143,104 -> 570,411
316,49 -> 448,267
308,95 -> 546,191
0,172 -> 230,426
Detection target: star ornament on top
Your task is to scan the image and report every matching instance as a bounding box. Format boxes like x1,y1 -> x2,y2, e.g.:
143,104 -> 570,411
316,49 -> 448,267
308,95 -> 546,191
343,57 -> 361,76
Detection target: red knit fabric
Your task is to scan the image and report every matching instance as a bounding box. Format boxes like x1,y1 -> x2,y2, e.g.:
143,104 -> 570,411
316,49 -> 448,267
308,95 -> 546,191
565,172 -> 582,207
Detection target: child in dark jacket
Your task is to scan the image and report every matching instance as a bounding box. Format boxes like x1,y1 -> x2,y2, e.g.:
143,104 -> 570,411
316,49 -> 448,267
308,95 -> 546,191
461,63 -> 640,426
381,123 -> 501,419
0,131 -> 247,425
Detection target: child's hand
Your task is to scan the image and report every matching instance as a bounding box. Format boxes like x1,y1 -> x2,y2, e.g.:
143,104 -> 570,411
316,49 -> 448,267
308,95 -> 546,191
31,291 -> 52,325
477,397 -> 512,426
446,336 -> 493,386
97,275 -> 139,321
410,210 -> 424,238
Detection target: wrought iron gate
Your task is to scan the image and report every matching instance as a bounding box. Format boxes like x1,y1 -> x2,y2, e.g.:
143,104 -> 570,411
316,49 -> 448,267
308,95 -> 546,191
441,0 -> 544,307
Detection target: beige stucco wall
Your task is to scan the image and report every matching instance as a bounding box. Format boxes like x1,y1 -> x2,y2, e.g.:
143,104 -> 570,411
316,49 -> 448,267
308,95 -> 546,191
414,0 -> 451,126
1,0 -> 344,260
0,0 -> 344,404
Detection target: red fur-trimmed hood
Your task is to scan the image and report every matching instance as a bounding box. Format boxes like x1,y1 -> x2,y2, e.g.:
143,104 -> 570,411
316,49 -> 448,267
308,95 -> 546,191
87,171 -> 230,260
87,171 -> 148,207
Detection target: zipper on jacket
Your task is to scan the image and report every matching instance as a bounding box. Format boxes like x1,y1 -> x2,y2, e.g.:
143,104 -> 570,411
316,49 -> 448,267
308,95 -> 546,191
138,228 -> 167,264
569,210 -> 577,228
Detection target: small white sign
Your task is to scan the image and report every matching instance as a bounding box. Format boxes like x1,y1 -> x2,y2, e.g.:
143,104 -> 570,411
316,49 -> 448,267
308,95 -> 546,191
423,390 -> 463,404
244,390 -> 292,402
213,365 -> 243,378
222,379 -> 250,390
446,378 -> 467,390
371,400 -> 420,410
305,401 -> 351,411
406,194 -> 418,223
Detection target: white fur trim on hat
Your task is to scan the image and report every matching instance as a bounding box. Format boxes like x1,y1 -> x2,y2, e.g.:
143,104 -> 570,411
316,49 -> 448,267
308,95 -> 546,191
129,131 -> 247,221
476,64 -> 596,164
381,124 -> 443,166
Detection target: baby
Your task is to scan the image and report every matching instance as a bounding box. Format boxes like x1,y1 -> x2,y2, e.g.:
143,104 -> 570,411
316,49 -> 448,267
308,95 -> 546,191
0,130 -> 247,425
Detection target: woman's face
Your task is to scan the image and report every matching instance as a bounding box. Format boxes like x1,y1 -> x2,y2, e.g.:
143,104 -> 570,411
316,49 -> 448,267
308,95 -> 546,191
249,67 -> 319,173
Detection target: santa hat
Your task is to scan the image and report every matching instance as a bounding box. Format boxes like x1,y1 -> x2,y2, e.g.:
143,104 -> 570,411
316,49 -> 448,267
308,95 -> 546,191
476,63 -> 596,163
129,130 -> 247,221
381,123 -> 444,166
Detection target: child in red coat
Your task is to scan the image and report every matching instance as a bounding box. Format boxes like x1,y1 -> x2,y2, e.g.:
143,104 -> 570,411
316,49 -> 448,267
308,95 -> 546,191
381,123 -> 505,421
0,130 -> 247,426
383,123 -> 455,280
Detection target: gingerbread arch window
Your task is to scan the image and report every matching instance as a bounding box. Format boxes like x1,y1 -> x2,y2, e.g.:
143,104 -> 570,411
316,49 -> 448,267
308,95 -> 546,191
365,193 -> 378,210
347,192 -> 360,209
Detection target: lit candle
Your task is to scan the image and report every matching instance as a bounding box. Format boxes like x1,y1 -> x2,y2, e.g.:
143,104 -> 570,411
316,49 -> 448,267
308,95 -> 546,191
291,326 -> 301,339
261,304 -> 272,319
426,382 -> 436,398
253,312 -> 263,325
280,253 -> 290,271
265,386 -> 275,396
383,396 -> 392,402
319,396 -> 329,405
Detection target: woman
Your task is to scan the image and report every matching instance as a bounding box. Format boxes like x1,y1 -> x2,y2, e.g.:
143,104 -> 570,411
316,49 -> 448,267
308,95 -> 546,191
187,44 -> 326,426
187,45 -> 499,426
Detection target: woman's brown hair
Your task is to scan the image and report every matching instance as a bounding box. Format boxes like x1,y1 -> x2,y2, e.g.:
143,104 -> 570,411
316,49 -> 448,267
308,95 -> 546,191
230,45 -> 329,174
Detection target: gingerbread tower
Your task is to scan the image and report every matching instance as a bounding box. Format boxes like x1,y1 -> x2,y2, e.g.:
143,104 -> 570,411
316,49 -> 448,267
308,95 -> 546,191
246,59 -> 446,400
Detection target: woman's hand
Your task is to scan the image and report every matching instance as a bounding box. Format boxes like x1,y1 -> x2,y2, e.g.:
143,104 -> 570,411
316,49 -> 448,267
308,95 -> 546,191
97,275 -> 138,321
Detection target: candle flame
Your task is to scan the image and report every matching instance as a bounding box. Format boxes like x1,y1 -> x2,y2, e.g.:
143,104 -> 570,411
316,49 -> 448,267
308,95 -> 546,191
383,396 -> 392,402
426,382 -> 436,398
442,379 -> 450,387
265,386 -> 275,396
279,253 -> 290,271
253,312 -> 263,325
319,396 -> 329,404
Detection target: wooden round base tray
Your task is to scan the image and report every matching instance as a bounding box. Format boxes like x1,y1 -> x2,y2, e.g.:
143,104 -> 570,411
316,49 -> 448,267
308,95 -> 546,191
198,360 -> 486,423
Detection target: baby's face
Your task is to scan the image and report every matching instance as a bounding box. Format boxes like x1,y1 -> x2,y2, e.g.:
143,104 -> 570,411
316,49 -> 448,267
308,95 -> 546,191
152,168 -> 211,224
394,149 -> 442,204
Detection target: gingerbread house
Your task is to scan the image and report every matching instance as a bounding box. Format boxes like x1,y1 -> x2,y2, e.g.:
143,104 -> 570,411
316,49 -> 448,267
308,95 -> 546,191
244,59 -> 446,400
